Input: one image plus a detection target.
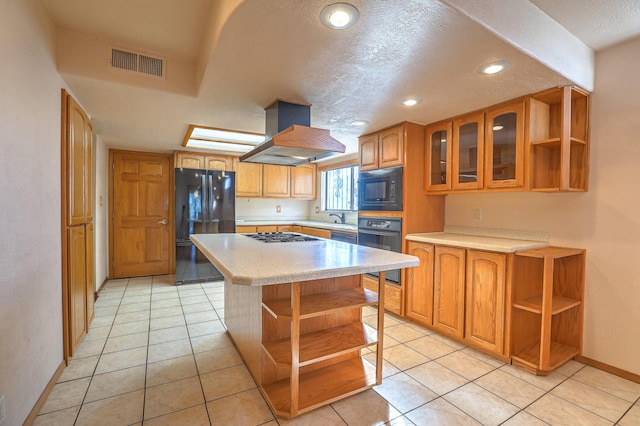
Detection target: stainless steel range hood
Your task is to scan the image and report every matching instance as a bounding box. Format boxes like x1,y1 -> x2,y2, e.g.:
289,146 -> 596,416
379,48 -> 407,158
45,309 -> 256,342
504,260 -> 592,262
240,99 -> 345,166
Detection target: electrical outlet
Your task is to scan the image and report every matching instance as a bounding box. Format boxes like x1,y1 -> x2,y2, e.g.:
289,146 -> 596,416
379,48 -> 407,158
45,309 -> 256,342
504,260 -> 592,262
473,207 -> 482,221
0,394 -> 6,425
276,205 -> 281,213
315,206 -> 320,214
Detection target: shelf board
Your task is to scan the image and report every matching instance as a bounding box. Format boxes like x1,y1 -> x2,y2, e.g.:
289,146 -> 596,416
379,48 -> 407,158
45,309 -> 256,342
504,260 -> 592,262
511,341 -> 580,372
512,295 -> 581,315
530,137 -> 560,147
262,288 -> 378,320
262,357 -> 377,418
263,323 -> 378,367
515,247 -> 585,259
570,137 -> 587,145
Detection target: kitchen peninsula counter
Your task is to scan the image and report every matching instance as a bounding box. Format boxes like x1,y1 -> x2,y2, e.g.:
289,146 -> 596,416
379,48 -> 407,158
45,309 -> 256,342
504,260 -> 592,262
190,233 -> 418,419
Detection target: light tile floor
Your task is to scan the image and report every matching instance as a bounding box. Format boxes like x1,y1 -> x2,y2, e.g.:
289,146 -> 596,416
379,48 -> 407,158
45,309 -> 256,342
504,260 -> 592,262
35,276 -> 640,425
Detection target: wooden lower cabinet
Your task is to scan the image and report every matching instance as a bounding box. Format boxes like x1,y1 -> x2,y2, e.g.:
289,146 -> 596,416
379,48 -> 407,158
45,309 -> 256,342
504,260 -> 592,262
433,246 -> 466,339
300,226 -> 331,239
236,226 -> 257,233
464,250 -> 508,355
405,242 -> 435,324
225,274 -> 384,419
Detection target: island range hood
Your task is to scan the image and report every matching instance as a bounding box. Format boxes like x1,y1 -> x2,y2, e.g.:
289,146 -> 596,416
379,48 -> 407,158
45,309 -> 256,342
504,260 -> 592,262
240,99 -> 345,166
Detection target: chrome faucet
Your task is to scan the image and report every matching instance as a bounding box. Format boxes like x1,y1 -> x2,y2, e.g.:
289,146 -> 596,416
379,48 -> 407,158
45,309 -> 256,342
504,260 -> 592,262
329,212 -> 346,224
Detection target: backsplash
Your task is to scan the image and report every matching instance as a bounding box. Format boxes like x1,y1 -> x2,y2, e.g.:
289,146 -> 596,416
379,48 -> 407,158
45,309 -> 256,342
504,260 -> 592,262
235,198 -> 310,221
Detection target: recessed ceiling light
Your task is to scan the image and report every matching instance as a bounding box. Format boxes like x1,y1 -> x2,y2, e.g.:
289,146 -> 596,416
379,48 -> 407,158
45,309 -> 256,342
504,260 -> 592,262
478,61 -> 510,75
320,3 -> 359,29
492,125 -> 504,131
183,125 -> 264,152
402,98 -> 422,107
351,120 -> 369,126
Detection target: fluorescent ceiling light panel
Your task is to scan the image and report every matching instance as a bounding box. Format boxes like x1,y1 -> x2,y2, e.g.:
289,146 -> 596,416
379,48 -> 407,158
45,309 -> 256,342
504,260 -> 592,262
183,125 -> 265,152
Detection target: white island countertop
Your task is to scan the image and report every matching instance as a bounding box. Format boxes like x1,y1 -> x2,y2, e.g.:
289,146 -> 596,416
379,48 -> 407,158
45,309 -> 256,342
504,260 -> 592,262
191,233 -> 418,286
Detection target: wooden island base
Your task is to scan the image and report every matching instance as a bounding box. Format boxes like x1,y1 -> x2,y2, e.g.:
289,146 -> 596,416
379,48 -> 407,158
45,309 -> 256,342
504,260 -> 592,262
223,272 -> 386,419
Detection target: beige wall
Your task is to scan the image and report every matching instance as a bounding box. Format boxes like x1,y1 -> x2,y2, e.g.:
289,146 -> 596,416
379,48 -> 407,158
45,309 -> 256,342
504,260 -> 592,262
445,36 -> 640,376
0,0 -> 66,424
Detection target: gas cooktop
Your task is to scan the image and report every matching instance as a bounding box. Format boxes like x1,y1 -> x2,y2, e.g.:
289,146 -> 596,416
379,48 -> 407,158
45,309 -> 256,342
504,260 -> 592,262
243,232 -> 320,243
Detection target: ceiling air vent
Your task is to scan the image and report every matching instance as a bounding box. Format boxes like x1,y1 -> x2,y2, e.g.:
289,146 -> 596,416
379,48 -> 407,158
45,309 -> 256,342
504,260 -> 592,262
109,47 -> 165,79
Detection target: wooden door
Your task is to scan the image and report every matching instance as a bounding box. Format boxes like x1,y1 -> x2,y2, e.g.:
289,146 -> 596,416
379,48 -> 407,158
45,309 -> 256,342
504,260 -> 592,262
234,160 -> 262,197
453,112 -> 484,190
290,164 -> 316,199
358,134 -> 379,171
433,246 -> 466,338
68,226 -> 87,351
112,152 -> 172,278
484,101 -> 525,189
263,165 -> 290,198
405,242 -> 435,326
465,250 -> 506,354
424,121 -> 453,192
379,125 -> 404,169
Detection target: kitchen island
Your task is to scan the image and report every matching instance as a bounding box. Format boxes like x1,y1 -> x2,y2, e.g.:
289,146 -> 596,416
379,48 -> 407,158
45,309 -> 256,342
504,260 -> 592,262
191,233 -> 419,418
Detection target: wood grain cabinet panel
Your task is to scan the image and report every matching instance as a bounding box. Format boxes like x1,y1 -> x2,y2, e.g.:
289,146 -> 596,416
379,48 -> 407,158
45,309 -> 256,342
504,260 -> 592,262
359,125 -> 404,171
263,165 -> 290,198
174,152 -> 204,169
358,134 -> 379,171
464,250 -> 507,354
68,226 -> 87,351
405,242 -> 435,325
433,246 -> 466,339
234,160 -> 263,197
290,164 -> 316,199
452,112 -> 484,190
484,101 -> 526,189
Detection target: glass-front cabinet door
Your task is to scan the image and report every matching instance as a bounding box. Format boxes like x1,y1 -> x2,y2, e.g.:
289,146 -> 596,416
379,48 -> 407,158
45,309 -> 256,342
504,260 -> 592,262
484,101 -> 525,189
424,121 -> 452,192
453,112 -> 484,190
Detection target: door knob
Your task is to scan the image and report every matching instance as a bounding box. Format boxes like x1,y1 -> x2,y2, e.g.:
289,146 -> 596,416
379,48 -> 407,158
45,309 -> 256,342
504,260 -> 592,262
158,219 -> 168,225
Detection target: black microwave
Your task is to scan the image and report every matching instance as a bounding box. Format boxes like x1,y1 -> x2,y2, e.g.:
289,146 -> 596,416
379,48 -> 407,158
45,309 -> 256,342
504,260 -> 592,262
358,166 -> 403,211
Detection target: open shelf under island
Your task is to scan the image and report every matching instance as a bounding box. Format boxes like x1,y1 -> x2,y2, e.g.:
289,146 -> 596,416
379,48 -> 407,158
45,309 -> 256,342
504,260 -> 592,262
191,233 -> 419,419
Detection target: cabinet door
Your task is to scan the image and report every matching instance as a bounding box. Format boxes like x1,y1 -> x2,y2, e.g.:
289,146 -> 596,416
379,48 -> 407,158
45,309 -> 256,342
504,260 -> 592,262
425,121 -> 453,192
300,226 -> 332,239
453,112 -> 484,190
236,226 -> 257,233
433,246 -> 466,338
405,242 -> 435,325
263,165 -> 291,198
68,226 -> 87,352
175,152 -> 205,169
291,163 -> 316,199
359,134 -> 379,171
205,154 -> 231,171
379,125 -> 404,169
465,250 -> 506,354
485,101 -> 525,189
67,96 -> 93,225
234,160 -> 263,197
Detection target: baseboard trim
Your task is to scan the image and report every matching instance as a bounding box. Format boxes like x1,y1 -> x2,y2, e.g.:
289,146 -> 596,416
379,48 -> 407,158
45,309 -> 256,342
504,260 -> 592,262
575,355 -> 640,384
23,360 -> 66,425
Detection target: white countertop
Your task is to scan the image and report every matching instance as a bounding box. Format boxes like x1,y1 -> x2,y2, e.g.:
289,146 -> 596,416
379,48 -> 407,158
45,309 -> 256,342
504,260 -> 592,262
405,232 -> 549,253
191,233 -> 418,286
236,219 -> 357,232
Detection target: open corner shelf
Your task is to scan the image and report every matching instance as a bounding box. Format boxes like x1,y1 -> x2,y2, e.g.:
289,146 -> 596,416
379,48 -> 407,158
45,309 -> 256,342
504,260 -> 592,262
510,246 -> 585,375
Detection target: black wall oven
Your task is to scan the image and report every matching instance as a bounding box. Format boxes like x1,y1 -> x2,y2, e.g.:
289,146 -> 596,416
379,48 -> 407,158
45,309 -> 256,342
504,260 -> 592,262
357,217 -> 402,285
358,166 -> 403,211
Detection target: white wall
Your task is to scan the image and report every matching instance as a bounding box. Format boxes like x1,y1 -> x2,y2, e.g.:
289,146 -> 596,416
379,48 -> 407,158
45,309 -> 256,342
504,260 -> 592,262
445,36 -> 640,376
94,137 -> 109,289
0,1 -> 66,424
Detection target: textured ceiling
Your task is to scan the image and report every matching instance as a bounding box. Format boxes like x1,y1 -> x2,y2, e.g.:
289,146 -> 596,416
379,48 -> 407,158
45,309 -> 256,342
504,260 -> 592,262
42,0 -> 640,158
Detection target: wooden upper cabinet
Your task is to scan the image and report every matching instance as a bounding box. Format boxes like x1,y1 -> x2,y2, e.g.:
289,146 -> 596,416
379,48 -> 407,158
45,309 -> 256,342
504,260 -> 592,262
452,112 -> 484,191
234,159 -> 263,197
67,95 -> 93,226
433,246 -> 466,339
424,121 -> 453,192
263,165 -> 290,198
205,154 -> 232,171
379,125 -> 404,169
359,124 -> 404,171
464,250 -> 507,354
358,134 -> 379,171
484,101 -> 525,189
290,163 -> 317,199
405,241 -> 435,325
174,151 -> 232,171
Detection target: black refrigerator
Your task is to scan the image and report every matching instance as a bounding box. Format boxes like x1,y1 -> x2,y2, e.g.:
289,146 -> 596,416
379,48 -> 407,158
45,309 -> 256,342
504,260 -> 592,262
175,168 -> 235,284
